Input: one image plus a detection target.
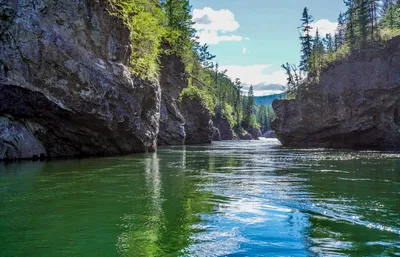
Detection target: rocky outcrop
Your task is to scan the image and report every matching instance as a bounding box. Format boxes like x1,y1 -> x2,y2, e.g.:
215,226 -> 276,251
248,127 -> 261,140
181,94 -> 213,144
157,53 -> 186,146
0,117 -> 46,160
212,106 -> 235,140
157,50 -> 214,146
263,130 -> 276,138
272,36 -> 400,149
238,132 -> 253,140
0,0 -> 160,160
213,127 -> 222,141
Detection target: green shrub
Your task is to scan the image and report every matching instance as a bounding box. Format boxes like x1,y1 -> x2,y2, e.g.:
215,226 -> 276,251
221,103 -> 237,128
179,86 -> 215,115
323,44 -> 351,68
110,0 -> 166,80
380,28 -> 400,42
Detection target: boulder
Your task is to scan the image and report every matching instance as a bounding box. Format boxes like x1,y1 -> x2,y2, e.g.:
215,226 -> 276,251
263,131 -> 276,138
0,0 -> 160,159
272,36 -> 400,149
248,127 -> 261,140
238,132 -> 253,140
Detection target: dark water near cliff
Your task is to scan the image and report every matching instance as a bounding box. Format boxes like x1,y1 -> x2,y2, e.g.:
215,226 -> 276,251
1,139 -> 399,257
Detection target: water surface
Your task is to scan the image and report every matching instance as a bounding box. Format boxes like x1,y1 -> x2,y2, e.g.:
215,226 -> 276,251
1,139 -> 399,256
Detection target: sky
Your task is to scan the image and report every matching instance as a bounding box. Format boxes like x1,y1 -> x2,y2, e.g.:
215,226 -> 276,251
190,0 -> 346,95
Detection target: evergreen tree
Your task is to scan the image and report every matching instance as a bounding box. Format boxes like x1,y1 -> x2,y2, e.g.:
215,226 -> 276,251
344,0 -> 357,49
381,0 -> 399,29
197,44 -> 215,69
161,0 -> 195,46
242,86 -> 256,129
381,0 -> 392,15
335,12 -> 346,49
234,78 -> 243,126
357,0 -> 370,45
310,29 -> 325,77
387,0 -> 395,29
369,0 -> 379,42
299,7 -> 314,73
282,63 -> 301,97
324,33 -> 335,53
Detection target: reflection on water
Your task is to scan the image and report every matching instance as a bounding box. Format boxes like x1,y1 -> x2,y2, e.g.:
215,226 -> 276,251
0,139 -> 400,256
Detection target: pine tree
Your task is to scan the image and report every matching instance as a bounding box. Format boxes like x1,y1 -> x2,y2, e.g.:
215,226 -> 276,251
282,63 -> 301,97
234,78 -> 243,126
335,12 -> 346,49
344,0 -> 357,49
324,33 -> 335,53
368,0 -> 379,42
197,44 -> 215,68
299,7 -> 314,73
381,0 -> 398,29
310,29 -> 325,77
242,86 -> 256,129
161,0 -> 195,52
358,0 -> 372,47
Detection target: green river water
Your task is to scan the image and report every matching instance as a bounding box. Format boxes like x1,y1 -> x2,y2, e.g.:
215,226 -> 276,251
0,139 -> 399,256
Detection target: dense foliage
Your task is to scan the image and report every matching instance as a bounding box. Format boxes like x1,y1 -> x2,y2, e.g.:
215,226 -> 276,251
256,105 -> 276,133
283,0 -> 400,96
110,0 -> 273,134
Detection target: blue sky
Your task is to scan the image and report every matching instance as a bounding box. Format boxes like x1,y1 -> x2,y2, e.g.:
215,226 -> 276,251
191,0 -> 346,95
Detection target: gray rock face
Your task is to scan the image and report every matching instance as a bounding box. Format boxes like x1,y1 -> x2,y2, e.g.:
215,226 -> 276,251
272,36 -> 400,149
157,51 -> 213,146
238,133 -> 253,140
212,127 -> 222,141
212,107 -> 235,140
248,127 -> 261,140
263,130 -> 276,138
0,0 -> 160,159
157,54 -> 186,146
181,94 -> 214,145
0,117 -> 46,160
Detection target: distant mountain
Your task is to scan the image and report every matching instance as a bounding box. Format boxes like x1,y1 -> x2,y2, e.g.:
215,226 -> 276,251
254,93 -> 286,106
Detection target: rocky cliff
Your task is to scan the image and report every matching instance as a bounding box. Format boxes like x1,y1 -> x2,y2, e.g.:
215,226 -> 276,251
157,53 -> 186,146
212,106 -> 235,140
157,53 -> 214,146
272,36 -> 400,149
0,0 -> 161,160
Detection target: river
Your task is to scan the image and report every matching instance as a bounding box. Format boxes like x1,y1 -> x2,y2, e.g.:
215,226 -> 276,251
0,139 -> 399,256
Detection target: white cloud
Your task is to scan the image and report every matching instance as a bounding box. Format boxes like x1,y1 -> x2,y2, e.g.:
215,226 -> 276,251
195,30 -> 243,45
192,7 -> 245,45
193,7 -> 239,32
311,19 -> 338,37
220,64 -> 287,95
242,47 -> 248,54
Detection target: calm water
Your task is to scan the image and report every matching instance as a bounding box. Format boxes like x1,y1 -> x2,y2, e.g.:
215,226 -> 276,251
1,139 -> 399,257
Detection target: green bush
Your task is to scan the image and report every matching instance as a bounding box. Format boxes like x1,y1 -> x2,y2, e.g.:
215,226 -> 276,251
323,44 -> 351,67
380,28 -> 400,42
221,103 -> 237,128
179,86 -> 215,115
110,0 -> 166,80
